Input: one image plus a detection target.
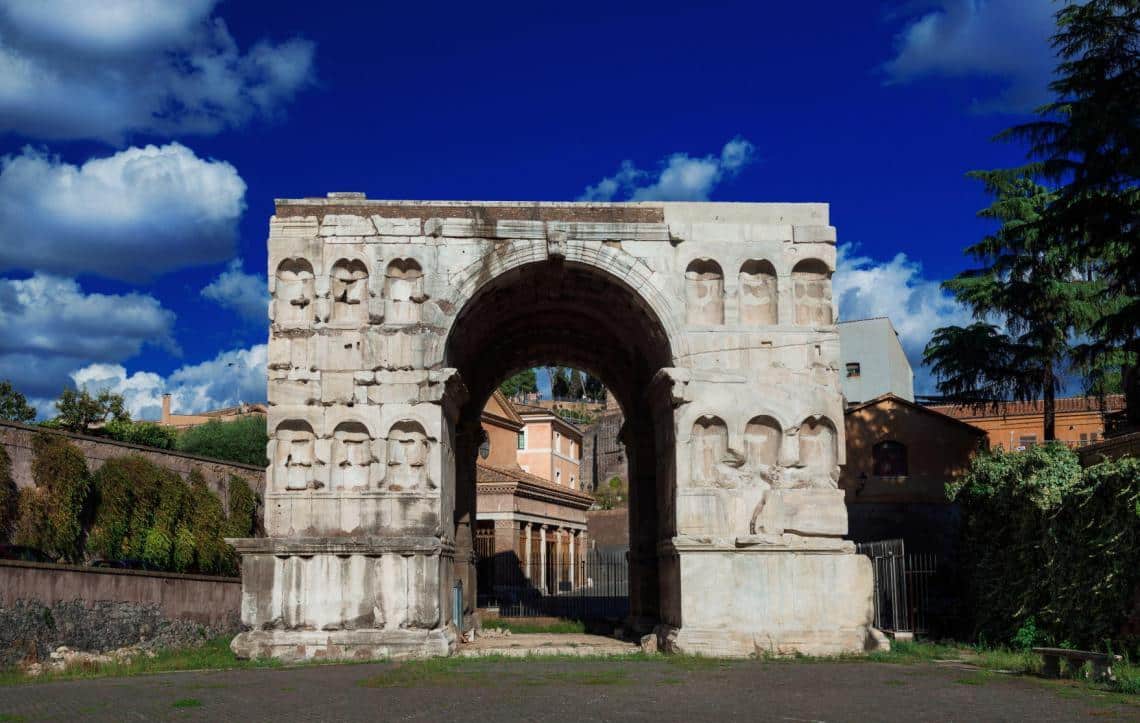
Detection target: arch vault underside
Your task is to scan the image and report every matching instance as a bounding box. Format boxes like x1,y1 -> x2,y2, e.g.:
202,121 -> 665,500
231,197 -> 878,660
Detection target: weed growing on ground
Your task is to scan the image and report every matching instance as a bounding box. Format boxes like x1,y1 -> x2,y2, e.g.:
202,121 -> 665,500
171,698 -> 201,708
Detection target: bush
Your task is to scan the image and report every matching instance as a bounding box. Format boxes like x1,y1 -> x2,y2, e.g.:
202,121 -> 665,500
102,420 -> 177,450
951,444 -> 1140,651
87,455 -> 167,561
0,445 -> 16,543
177,416 -> 268,467
182,470 -> 231,574
141,470 -> 188,570
13,435 -> 90,562
225,474 -> 258,538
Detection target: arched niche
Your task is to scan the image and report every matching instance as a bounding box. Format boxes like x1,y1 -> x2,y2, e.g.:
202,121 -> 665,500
274,258 -> 315,327
690,415 -> 728,485
739,260 -> 778,325
385,420 -> 431,491
791,258 -> 833,326
330,258 -> 369,326
798,416 -> 838,484
385,259 -> 425,325
274,419 -> 317,491
331,420 -> 372,490
684,259 -> 724,325
744,415 -> 781,469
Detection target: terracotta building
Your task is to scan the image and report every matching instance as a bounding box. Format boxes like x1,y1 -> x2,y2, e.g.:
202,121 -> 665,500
926,395 -> 1125,451
475,392 -> 593,601
159,394 -> 266,430
841,394 -> 987,555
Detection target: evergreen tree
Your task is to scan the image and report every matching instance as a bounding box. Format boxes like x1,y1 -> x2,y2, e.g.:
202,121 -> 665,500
550,366 -> 571,398
584,373 -> 605,402
568,369 -> 585,399
924,172 -> 1099,441
1004,0 -> 1140,425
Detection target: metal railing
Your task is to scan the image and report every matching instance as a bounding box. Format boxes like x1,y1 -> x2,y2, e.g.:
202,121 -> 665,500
475,550 -> 628,621
856,539 -> 939,636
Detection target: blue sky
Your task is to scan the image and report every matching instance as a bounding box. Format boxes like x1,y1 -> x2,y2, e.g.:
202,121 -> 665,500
0,0 -> 1061,418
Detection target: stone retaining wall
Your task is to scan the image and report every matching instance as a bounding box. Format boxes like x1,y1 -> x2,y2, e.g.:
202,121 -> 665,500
0,419 -> 264,510
0,560 -> 241,666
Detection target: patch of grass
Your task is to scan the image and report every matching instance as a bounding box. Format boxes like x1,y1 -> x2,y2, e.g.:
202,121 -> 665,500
971,647 -> 1038,674
171,698 -> 201,709
482,619 -> 587,635
955,673 -> 991,686
0,637 -> 283,686
1112,662 -> 1140,696
663,655 -> 737,672
0,714 -> 26,722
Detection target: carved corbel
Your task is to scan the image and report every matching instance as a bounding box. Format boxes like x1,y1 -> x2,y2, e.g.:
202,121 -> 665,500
649,367 -> 692,407
547,228 -> 567,260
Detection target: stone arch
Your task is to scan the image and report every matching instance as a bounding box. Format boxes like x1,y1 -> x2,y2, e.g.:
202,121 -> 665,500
744,415 -> 781,469
690,415 -> 728,486
798,415 -> 838,485
385,258 -> 425,325
273,258 -> 315,327
738,260 -> 778,325
791,258 -> 833,326
330,420 -> 373,491
685,259 -> 724,325
274,419 -> 317,491
329,258 -> 369,326
385,420 -> 431,492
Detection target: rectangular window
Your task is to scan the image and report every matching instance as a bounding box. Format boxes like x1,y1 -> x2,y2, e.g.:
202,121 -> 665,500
1018,435 -> 1037,449
1080,433 -> 1088,446
517,431 -> 525,449
846,362 -> 861,379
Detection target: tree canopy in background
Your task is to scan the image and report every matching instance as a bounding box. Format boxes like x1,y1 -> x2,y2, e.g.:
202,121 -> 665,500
0,381 -> 36,424
176,415 -> 269,467
924,173 -> 1100,440
51,388 -> 129,434
499,369 -> 538,398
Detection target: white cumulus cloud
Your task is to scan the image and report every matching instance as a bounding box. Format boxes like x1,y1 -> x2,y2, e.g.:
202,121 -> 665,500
0,142 -> 246,280
0,273 -> 176,405
883,0 -> 1058,113
201,260 -> 268,322
0,0 -> 315,142
70,344 -> 267,421
580,137 -> 756,202
835,245 -> 975,395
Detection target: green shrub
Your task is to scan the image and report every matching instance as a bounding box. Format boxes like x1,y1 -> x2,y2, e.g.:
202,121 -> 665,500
87,455 -> 171,562
176,416 -> 268,466
225,474 -> 258,538
13,435 -> 90,561
0,445 -> 16,543
183,470 -> 230,574
141,470 -> 188,569
102,420 -> 177,450
951,444 -> 1140,651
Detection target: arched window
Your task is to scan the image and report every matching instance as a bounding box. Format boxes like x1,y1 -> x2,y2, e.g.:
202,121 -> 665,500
739,260 -> 778,325
791,259 -> 833,326
872,440 -> 908,477
685,260 -> 725,325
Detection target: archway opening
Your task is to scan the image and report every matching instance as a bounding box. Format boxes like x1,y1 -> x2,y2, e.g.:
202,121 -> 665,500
444,259 -> 675,631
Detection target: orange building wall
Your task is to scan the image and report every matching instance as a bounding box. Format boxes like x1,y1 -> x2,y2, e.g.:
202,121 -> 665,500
938,410 -> 1105,451
841,398 -> 985,505
516,421 -> 553,481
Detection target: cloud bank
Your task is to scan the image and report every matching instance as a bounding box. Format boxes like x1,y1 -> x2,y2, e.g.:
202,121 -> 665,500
0,0 -> 316,142
580,137 -> 755,202
883,0 -> 1058,113
835,245 -> 974,395
202,260 -> 268,322
71,344 -> 267,421
0,142 -> 246,281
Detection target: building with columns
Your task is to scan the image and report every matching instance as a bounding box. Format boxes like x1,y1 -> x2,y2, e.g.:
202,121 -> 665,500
475,391 -> 593,601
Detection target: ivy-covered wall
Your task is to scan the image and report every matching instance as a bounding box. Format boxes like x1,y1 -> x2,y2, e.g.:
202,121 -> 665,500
951,444 -> 1140,652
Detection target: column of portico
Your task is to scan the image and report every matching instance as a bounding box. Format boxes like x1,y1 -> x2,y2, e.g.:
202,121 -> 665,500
538,525 -> 547,594
523,523 -> 532,580
569,531 -> 576,588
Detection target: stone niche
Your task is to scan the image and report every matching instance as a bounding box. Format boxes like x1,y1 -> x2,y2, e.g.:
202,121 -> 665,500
232,198 -> 877,662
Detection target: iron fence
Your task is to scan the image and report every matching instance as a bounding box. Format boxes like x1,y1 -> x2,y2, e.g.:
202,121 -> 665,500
476,549 -> 628,621
856,539 -> 939,635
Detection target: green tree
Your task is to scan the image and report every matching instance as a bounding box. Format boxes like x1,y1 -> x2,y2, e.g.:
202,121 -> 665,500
102,420 -> 178,450
53,388 -> 129,434
499,369 -> 538,398
924,172 -> 1099,441
1004,0 -> 1140,425
568,369 -> 585,399
0,380 -> 36,424
14,435 -> 90,561
584,374 -> 605,402
549,367 -> 571,398
0,446 -> 16,543
176,415 -> 268,466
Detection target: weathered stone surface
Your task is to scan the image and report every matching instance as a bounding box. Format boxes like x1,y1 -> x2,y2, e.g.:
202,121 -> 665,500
240,200 -> 874,661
